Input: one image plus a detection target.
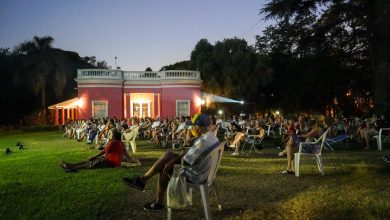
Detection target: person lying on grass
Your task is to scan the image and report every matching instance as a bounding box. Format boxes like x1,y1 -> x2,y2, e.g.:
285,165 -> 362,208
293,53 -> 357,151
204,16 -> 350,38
60,130 -> 140,171
122,113 -> 219,211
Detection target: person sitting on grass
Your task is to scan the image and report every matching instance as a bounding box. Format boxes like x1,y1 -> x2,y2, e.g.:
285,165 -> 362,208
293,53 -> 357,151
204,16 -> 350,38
122,113 -> 219,211
60,130 -> 139,171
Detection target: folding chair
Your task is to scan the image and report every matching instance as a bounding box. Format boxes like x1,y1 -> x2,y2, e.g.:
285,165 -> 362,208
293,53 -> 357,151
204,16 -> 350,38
241,129 -> 265,154
324,135 -> 349,151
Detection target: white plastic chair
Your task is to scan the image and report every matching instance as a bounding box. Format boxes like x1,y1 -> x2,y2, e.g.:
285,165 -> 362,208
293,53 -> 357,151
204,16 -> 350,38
266,124 -> 275,136
374,128 -> 390,150
121,126 -> 139,154
294,128 -> 330,177
167,141 -> 225,220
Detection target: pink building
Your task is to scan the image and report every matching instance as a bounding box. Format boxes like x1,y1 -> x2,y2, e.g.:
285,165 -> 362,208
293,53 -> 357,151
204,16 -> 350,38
74,69 -> 202,120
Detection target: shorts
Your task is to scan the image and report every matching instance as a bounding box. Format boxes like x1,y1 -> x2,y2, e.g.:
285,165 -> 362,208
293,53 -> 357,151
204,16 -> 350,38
86,156 -> 112,169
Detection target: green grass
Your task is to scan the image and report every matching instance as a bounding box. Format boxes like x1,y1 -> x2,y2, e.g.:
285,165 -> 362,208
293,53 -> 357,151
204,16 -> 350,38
1,132 -> 390,219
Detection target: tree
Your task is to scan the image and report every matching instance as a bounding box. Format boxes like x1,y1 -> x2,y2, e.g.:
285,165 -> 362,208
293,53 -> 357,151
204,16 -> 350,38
260,0 -> 390,114
13,36 -> 56,117
188,38 -> 272,114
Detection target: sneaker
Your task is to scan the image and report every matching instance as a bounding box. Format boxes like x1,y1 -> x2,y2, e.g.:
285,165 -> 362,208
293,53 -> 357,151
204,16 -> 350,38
122,176 -> 145,191
229,144 -> 235,148
278,152 -> 286,157
231,152 -> 239,156
282,170 -> 294,175
143,201 -> 164,211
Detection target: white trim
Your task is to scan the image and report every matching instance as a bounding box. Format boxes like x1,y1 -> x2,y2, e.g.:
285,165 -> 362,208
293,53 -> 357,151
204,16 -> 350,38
79,85 -> 122,88
125,85 -> 161,89
176,100 -> 190,117
124,85 -> 200,89
92,101 -> 108,117
162,85 -> 200,88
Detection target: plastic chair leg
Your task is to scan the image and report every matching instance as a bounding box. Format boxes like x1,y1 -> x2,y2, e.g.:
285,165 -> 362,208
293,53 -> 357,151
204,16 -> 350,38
167,207 -> 172,220
211,182 -> 222,211
130,141 -> 136,154
199,184 -> 211,220
294,153 -> 300,177
316,155 -> 324,175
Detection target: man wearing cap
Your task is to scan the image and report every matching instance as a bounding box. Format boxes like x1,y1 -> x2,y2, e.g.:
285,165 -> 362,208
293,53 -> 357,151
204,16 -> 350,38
122,113 -> 219,211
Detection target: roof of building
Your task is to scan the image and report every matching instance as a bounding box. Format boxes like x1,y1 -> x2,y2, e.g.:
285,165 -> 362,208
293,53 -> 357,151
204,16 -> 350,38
48,97 -> 78,109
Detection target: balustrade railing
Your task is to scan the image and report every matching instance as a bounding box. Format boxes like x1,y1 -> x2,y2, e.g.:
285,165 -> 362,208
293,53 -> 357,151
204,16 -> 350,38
77,69 -> 122,79
77,69 -> 200,80
123,71 -> 160,80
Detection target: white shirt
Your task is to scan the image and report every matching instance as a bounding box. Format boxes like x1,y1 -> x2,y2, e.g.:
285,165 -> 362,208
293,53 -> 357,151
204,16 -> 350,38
151,121 -> 160,129
182,131 -> 219,183
176,122 -> 187,132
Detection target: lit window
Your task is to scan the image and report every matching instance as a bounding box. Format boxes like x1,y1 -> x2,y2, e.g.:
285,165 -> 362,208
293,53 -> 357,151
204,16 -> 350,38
176,100 -> 190,117
92,101 -> 108,117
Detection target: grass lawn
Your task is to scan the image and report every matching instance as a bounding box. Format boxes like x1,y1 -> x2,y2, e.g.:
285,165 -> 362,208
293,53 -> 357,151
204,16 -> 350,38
1,131 -> 390,220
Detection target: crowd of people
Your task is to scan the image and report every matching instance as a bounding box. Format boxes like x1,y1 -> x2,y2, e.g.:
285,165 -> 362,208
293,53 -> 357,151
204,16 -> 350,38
58,112 -> 390,211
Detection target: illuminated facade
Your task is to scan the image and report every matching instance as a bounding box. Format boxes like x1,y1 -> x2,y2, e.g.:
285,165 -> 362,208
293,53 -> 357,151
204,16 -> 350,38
75,69 -> 202,120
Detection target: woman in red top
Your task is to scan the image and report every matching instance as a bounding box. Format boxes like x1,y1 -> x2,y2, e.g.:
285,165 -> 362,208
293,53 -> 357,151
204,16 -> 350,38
60,130 -> 138,171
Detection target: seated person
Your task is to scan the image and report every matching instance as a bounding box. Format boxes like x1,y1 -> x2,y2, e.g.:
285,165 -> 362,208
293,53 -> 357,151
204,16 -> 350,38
227,122 -> 244,153
278,119 -> 297,157
357,115 -> 390,150
171,117 -> 186,140
282,120 -> 322,175
59,130 -> 139,171
148,118 -> 161,141
183,114 -> 203,147
209,115 -> 219,135
122,114 -> 219,211
230,120 -> 264,156
356,121 -> 378,150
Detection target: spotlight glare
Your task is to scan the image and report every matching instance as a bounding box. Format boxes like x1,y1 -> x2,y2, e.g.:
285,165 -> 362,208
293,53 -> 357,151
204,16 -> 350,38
218,110 -> 223,115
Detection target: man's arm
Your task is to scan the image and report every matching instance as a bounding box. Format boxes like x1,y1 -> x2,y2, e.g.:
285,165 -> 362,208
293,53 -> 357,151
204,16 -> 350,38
88,151 -> 105,160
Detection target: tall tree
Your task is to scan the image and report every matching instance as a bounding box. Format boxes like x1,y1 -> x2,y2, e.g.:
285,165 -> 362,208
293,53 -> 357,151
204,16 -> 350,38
14,36 -> 56,117
260,0 -> 390,113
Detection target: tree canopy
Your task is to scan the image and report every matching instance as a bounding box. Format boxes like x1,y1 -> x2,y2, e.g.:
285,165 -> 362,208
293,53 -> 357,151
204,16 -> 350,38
0,36 -> 104,125
260,0 -> 390,114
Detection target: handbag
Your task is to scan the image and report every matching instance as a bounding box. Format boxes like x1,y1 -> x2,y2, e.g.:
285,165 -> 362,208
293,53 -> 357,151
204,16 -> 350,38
166,164 -> 190,209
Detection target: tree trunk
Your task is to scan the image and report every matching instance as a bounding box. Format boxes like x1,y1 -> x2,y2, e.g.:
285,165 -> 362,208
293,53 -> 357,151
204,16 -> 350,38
41,80 -> 46,122
370,0 -> 390,113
